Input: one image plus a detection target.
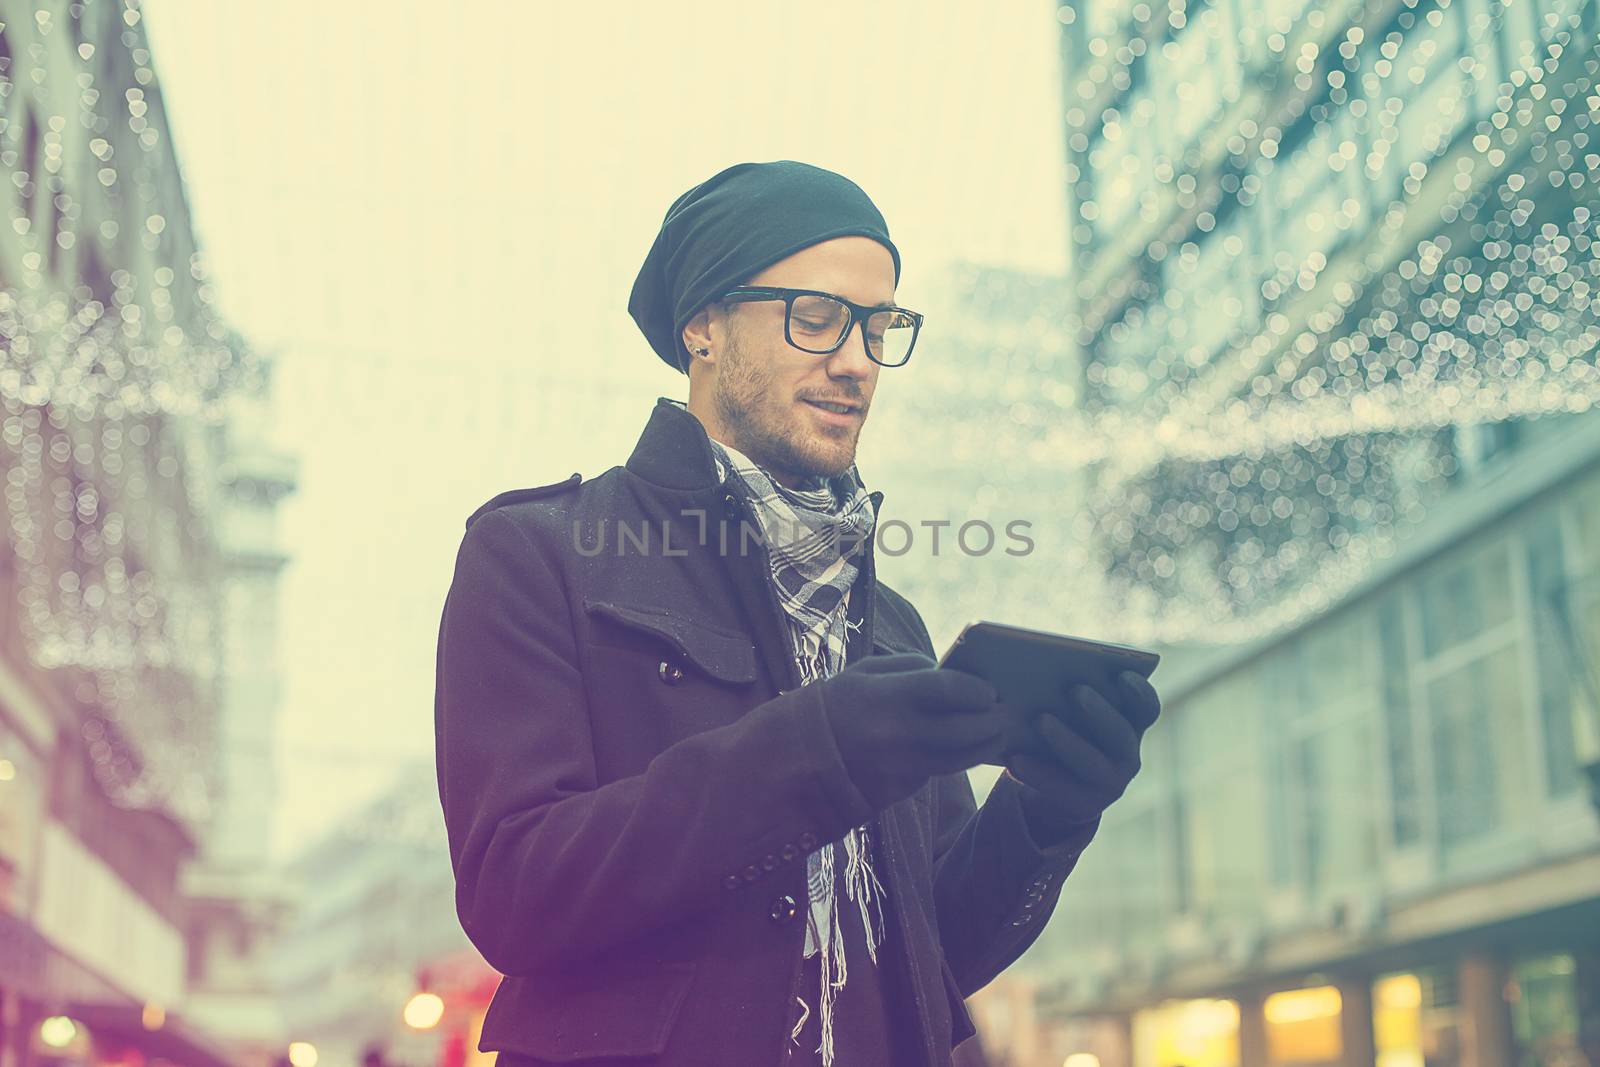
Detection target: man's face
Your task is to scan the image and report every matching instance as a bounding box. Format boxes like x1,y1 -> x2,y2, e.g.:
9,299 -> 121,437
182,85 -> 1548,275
688,235 -> 894,489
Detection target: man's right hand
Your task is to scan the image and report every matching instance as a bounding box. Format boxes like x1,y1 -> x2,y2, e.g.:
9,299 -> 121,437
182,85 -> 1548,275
813,652 -> 1007,812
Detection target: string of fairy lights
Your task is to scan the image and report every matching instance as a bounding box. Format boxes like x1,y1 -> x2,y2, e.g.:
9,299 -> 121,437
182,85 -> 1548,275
898,0 -> 1598,648
1,0 -> 264,821
1077,0 -> 1599,643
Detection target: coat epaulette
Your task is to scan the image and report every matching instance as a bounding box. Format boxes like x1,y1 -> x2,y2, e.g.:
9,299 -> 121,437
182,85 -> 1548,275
466,472 -> 583,531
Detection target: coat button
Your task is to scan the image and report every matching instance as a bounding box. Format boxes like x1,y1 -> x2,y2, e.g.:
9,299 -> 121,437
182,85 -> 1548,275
742,864 -> 761,882
780,844 -> 799,862
797,831 -> 817,849
762,854 -> 780,871
659,660 -> 685,684
768,894 -> 799,924
723,874 -> 742,891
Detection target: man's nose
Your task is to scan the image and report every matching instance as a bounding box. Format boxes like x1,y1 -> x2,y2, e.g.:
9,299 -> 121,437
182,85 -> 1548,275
825,318 -> 877,377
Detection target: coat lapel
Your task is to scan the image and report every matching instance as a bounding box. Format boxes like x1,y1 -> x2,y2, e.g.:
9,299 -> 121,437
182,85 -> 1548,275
621,397 -> 885,695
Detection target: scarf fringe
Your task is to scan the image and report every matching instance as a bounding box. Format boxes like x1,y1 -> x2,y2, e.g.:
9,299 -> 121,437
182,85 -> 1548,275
795,823 -> 885,1065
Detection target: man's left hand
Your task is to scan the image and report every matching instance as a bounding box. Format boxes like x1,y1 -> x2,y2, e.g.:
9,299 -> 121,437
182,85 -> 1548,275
1003,670 -> 1162,843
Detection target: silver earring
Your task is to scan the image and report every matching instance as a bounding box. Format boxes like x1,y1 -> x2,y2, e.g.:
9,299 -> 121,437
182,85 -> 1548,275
692,347 -> 709,357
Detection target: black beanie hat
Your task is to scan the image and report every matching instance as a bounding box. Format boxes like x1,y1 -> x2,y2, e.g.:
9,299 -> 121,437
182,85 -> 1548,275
628,159 -> 902,374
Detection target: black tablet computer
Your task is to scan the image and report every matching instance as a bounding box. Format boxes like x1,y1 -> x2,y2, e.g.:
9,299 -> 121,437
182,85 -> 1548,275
937,621 -> 1161,764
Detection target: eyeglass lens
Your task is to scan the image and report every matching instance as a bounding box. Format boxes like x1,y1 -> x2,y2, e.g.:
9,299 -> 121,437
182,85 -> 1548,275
788,294 -> 916,366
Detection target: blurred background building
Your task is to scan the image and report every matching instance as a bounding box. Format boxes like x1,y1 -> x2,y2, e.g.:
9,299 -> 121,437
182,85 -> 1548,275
0,2 -> 291,1067
269,761 -> 495,1067
959,0 -> 1600,1065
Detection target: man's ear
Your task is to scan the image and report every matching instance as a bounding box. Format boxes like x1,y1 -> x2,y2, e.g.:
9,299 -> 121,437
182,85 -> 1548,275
680,305 -> 720,366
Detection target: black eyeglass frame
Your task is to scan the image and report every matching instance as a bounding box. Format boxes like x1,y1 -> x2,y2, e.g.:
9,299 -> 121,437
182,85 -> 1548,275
714,285 -> 924,367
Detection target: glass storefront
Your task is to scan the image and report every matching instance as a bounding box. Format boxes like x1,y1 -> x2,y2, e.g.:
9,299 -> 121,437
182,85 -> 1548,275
1370,966 -> 1466,1067
1263,986 -> 1342,1067
1508,952 -> 1593,1067
1132,997 -> 1241,1067
1374,973 -> 1425,1067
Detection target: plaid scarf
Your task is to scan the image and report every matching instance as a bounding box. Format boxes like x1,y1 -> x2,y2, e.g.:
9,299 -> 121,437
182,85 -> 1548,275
702,431 -> 882,1067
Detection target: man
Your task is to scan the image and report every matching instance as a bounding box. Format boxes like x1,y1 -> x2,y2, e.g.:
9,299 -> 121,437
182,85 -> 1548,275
434,160 -> 1160,1067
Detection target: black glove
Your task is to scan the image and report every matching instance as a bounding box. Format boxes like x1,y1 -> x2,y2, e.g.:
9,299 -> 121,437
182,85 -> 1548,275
816,652 -> 1008,812
1003,670 -> 1162,843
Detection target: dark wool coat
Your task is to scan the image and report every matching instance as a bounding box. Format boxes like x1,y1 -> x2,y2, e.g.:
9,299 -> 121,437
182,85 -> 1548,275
434,396 -> 1096,1067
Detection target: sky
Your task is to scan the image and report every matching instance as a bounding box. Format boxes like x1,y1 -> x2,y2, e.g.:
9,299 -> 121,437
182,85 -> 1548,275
139,0 -> 1073,861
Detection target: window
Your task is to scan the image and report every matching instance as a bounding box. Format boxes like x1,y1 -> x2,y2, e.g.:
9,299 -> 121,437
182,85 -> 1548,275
1176,668 -> 1273,921
1357,7 -> 1474,205
1132,997 -> 1242,1067
1524,509 -> 1582,798
1379,596 -> 1423,846
1453,421 -> 1523,480
1091,106 -> 1156,233
1086,75 -> 1170,242
1539,0 -> 1588,40
1164,210 -> 1266,368
1417,539 -> 1514,657
1493,0 -> 1544,80
1259,642 -> 1306,891
1148,5 -> 1242,150
1509,952 -> 1592,1067
1232,0 -> 1312,59
1083,0 -> 1145,41
1567,473 -> 1600,694
1427,650 -> 1509,843
1415,538 -> 1534,853
1391,9 -> 1472,160
1264,986 -> 1343,1066
1263,120 -> 1360,287
1264,612 -> 1383,896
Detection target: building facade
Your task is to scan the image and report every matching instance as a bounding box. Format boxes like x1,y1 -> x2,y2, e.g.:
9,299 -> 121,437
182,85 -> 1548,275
0,2 -> 288,1067
972,0 -> 1600,1065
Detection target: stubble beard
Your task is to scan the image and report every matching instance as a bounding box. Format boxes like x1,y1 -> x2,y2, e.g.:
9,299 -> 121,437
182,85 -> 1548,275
712,327 -> 858,485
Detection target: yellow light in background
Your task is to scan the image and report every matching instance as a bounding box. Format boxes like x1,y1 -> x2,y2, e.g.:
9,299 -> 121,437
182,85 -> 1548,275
1187,999 -> 1241,1034
1264,986 -> 1342,1025
404,992 -> 446,1030
142,1003 -> 166,1031
39,1017 -> 78,1049
1374,974 -> 1426,1067
288,1042 -> 319,1067
1265,986 -> 1343,1064
0,759 -> 14,781
1065,1054 -> 1103,1067
1134,997 -> 1241,1067
1377,974 -> 1422,1010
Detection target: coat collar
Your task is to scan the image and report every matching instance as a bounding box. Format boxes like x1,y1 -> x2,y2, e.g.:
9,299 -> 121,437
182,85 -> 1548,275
625,396 -> 884,517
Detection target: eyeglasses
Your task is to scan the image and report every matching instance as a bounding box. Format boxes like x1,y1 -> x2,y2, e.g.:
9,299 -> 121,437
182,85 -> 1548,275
715,286 -> 923,368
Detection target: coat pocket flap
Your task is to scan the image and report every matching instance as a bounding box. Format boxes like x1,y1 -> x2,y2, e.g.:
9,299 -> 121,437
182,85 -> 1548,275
478,961 -> 697,1061
583,598 -> 758,684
